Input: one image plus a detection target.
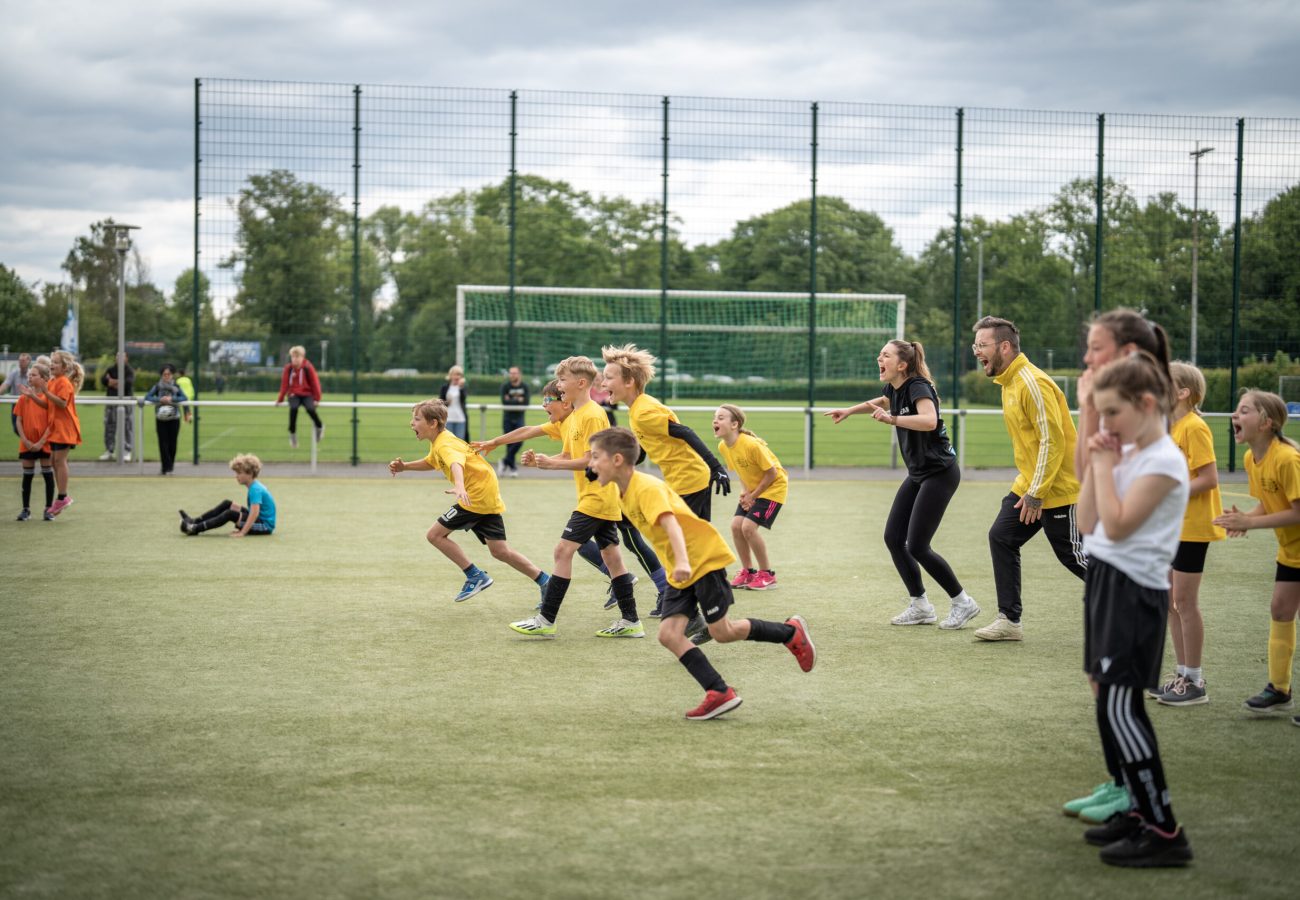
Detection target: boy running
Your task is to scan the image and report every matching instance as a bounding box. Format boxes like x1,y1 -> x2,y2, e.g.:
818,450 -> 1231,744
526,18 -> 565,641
589,427 -> 814,719
509,357 -> 642,638
390,399 -> 549,604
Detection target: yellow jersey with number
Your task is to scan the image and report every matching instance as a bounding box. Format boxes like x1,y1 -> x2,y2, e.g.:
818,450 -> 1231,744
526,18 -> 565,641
424,430 -> 505,514
1245,440 -> 1300,568
619,471 -> 735,589
718,432 -> 788,503
564,400 -> 622,521
628,393 -> 710,495
1170,412 -> 1224,542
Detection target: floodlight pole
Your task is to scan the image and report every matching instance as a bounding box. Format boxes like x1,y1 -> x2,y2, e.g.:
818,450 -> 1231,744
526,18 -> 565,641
1189,143 -> 1214,365
107,224 -> 140,465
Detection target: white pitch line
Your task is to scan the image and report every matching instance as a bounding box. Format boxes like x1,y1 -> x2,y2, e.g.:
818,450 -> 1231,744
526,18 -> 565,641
198,427 -> 238,451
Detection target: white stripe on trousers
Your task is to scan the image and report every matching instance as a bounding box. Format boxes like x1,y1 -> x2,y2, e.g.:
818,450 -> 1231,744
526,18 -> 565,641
1106,685 -> 1153,764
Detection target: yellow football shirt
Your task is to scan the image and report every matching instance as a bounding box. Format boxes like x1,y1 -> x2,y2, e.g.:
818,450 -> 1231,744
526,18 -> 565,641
1245,439 -> 1300,568
718,433 -> 788,503
1170,412 -> 1224,542
628,393 -> 710,495
564,400 -> 622,521
424,429 -> 505,514
619,471 -> 735,589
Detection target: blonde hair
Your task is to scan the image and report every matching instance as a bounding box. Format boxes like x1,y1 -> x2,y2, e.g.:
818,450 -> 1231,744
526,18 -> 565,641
555,356 -> 597,383
289,346 -> 306,359
602,344 -> 656,391
412,398 -> 449,426
229,453 -> 262,477
1168,361 -> 1206,411
29,361 -> 51,380
1241,390 -> 1299,450
590,426 -> 640,465
717,404 -> 756,437
51,350 -> 84,392
447,365 -> 464,379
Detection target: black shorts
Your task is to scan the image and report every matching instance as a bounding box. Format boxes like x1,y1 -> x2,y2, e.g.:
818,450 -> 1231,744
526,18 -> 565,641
1083,557 -> 1169,690
48,442 -> 76,451
659,568 -> 734,624
680,487 -> 711,521
1171,540 -> 1210,574
560,511 -> 620,549
437,504 -> 507,544
734,497 -> 782,529
18,449 -> 51,461
1277,562 -> 1300,583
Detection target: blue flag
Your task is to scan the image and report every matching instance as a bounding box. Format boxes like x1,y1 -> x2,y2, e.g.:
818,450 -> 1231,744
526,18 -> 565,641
60,305 -> 79,355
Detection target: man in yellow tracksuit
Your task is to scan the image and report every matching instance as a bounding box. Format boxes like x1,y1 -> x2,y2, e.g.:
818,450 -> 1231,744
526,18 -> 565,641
970,316 -> 1087,641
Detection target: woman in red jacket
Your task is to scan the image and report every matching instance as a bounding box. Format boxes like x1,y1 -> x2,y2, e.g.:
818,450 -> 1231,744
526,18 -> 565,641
275,345 -> 323,449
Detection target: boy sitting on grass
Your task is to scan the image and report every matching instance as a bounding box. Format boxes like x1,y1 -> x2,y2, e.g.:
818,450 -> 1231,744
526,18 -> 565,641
179,454 -> 275,537
587,426 -> 815,720
390,398 -> 549,604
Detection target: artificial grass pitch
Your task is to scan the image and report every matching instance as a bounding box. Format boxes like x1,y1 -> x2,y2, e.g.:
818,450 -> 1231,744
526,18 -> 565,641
1,476 -> 1295,899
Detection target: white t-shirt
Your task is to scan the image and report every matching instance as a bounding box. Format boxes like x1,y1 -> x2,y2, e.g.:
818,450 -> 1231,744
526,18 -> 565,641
445,384 -> 466,423
1082,434 -> 1189,590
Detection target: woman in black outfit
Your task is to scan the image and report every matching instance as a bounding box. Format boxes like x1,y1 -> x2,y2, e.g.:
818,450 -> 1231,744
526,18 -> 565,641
825,340 -> 980,629
144,364 -> 186,475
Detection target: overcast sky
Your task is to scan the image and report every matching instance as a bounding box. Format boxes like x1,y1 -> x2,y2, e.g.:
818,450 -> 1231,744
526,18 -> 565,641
2,0 -> 1298,297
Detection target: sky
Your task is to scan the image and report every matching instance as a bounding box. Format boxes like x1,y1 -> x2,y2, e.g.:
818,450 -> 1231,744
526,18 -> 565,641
2,0 -> 1299,299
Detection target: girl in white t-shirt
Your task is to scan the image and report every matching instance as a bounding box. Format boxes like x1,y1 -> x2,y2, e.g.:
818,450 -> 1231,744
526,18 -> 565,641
1074,351 -> 1192,868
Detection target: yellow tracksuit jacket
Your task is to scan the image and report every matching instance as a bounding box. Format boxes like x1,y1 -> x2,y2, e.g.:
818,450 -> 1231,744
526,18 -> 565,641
992,353 -> 1080,509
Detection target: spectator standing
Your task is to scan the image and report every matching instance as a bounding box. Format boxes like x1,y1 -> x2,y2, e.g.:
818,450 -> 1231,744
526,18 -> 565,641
98,352 -> 135,462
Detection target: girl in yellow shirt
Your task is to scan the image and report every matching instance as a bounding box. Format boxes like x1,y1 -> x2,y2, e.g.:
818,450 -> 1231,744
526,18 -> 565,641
713,404 -> 788,591
1154,363 -> 1225,706
1215,390 -> 1300,719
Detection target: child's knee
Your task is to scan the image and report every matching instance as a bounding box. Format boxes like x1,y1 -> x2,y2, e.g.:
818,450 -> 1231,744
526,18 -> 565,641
488,541 -> 512,561
730,517 -> 746,538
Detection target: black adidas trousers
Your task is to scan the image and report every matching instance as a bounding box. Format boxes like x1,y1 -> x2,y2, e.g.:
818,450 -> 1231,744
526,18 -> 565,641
988,492 -> 1087,623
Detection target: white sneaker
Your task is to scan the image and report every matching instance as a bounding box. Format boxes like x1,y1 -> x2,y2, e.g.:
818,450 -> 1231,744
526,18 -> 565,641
314,424 -> 324,442
123,452 -> 132,462
98,451 -> 114,461
891,598 -> 936,626
289,433 -> 298,449
974,612 -> 1023,642
939,597 -> 981,630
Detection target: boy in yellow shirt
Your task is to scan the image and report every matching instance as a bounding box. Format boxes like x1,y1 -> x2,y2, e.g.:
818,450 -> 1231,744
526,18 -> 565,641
589,426 -> 814,719
508,357 -> 642,638
389,399 -> 549,604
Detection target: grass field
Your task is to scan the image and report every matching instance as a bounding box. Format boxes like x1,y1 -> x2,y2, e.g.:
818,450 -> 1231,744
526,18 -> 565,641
2,473 -> 1296,899
90,391 -> 1279,471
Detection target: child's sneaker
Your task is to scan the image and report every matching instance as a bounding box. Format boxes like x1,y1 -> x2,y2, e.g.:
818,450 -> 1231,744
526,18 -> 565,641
536,572 -> 550,606
1244,683 -> 1293,713
289,433 -> 298,449
47,497 -> 73,516
938,597 -> 980,630
685,686 -> 742,720
454,570 -> 493,603
16,508 -> 31,521
594,618 -> 645,639
1078,786 -> 1135,824
891,598 -> 937,626
747,570 -> 776,590
1099,825 -> 1193,868
509,614 -> 556,638
1064,782 -> 1127,818
1147,673 -> 1180,699
1158,677 -> 1208,707
43,508 -> 55,521
784,615 -> 816,672
314,423 -> 325,442
1083,812 -> 1144,847
686,614 -> 712,645
729,569 -> 755,589
650,591 -> 664,618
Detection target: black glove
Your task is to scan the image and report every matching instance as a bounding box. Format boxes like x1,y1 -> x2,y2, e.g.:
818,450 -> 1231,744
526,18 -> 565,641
710,466 -> 731,496
585,466 -> 599,482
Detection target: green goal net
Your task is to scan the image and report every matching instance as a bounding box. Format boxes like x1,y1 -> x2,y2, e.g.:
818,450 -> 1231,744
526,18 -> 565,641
457,286 -> 905,397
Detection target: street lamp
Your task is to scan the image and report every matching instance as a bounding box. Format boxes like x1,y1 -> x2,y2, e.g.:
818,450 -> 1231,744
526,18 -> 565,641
105,224 -> 140,465
1189,144 -> 1214,365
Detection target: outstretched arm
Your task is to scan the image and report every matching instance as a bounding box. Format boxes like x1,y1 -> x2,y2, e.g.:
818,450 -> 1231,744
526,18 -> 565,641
667,421 -> 731,495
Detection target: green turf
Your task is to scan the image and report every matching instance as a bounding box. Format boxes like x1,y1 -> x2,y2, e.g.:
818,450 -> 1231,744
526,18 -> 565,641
2,475 -> 1295,898
108,392 -> 1275,471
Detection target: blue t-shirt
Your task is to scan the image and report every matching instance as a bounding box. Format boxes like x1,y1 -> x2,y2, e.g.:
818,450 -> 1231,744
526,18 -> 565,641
246,479 -> 276,531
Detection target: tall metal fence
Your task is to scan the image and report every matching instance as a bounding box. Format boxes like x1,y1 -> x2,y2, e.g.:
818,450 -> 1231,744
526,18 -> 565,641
194,80 -> 1300,465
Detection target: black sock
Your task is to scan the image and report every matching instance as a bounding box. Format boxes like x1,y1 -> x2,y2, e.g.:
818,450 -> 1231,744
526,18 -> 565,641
540,575 -> 570,623
21,472 -> 33,508
42,471 -> 54,507
196,508 -> 240,534
199,499 -> 233,521
679,647 -> 727,693
58,493 -> 67,501
612,572 -> 638,622
745,618 -> 795,643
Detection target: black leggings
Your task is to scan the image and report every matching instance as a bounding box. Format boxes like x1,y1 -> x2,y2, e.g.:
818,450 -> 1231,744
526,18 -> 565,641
578,517 -> 662,578
1095,682 -> 1176,830
288,396 -> 323,434
156,417 -> 180,474
883,464 -> 963,599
